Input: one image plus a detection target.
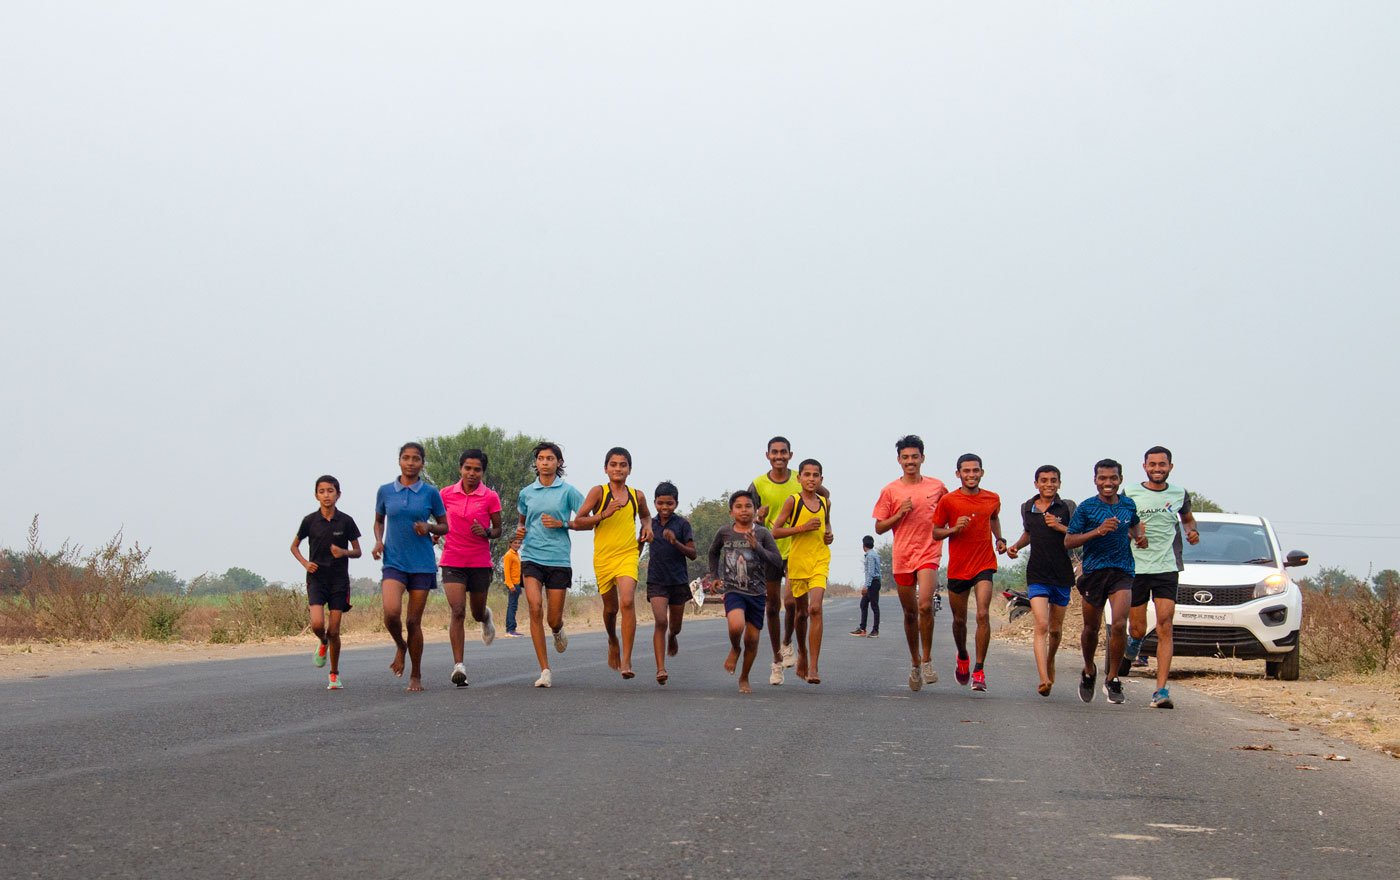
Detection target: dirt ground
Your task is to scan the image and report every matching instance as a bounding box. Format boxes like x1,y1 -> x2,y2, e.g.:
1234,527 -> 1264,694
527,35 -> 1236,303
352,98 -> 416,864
991,595 -> 1400,758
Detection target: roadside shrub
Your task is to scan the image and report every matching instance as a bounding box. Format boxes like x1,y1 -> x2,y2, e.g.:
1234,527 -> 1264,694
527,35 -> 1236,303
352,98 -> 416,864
0,517 -> 151,641
208,587 -> 307,643
1302,574 -> 1400,675
140,593 -> 189,642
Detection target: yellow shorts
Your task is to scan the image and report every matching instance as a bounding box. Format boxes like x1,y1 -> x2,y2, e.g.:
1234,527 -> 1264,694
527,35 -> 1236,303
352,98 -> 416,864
595,557 -> 639,595
788,575 -> 828,599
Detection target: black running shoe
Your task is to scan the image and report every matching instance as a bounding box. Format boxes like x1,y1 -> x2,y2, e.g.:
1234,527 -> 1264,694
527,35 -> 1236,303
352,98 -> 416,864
1079,667 -> 1096,703
1104,677 -> 1126,705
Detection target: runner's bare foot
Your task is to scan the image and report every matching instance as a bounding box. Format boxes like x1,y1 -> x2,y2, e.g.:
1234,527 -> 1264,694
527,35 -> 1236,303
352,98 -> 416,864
607,639 -> 621,671
796,656 -> 808,680
621,667 -> 635,680
407,677 -> 423,692
724,648 -> 739,674
1037,681 -> 1052,696
667,634 -> 679,657
738,680 -> 752,694
807,669 -> 821,685
390,649 -> 405,677
1047,665 -> 1057,685
656,669 -> 669,685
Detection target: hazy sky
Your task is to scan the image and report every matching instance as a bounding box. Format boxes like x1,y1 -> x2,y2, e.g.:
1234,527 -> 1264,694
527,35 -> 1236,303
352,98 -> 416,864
3,3 -> 1396,585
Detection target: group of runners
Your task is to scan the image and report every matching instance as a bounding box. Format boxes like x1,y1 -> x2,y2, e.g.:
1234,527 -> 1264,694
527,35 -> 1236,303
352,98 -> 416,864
291,434 -> 1198,707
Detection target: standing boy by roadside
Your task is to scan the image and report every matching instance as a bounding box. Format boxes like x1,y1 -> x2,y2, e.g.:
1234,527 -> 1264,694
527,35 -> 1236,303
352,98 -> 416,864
707,491 -> 784,694
1122,446 -> 1200,709
291,475 -> 362,689
1064,459 -> 1141,706
852,536 -> 881,638
1005,466 -> 1077,696
871,434 -> 949,692
932,454 -> 1006,693
502,537 -> 523,637
646,481 -> 696,685
771,460 -> 834,684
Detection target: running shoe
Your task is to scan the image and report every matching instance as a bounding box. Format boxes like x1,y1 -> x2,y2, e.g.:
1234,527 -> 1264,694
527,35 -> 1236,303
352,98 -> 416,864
1079,667 -> 1096,703
481,607 -> 496,646
326,673 -> 342,690
451,662 -> 468,688
770,662 -> 784,686
1150,688 -> 1174,709
921,661 -> 938,684
534,668 -> 552,688
868,631 -> 879,639
850,628 -> 867,637
1104,677 -> 1126,704
971,670 -> 987,692
314,642 -> 328,668
553,626 -> 568,653
1133,654 -> 1149,668
503,631 -> 521,638
908,665 -> 923,692
781,643 -> 796,668
1119,638 -> 1143,677
955,656 -> 970,686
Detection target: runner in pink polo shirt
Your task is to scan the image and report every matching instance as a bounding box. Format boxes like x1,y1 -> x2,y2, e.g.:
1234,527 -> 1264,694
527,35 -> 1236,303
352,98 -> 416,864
439,448 -> 504,687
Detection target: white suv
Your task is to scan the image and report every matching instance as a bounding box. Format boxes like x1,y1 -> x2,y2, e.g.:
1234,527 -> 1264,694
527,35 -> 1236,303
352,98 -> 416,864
1137,513 -> 1309,680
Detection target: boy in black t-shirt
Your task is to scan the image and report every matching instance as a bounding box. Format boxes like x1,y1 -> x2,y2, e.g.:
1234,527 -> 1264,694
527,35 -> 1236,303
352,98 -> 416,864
1005,466 -> 1076,697
291,475 -> 363,689
646,481 -> 697,686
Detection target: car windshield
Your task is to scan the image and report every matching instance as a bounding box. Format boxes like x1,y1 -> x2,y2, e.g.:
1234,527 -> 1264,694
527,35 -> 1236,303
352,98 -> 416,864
1184,521 -> 1275,565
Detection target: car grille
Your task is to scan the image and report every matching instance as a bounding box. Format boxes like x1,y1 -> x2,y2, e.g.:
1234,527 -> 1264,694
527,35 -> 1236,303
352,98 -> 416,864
1176,584 -> 1255,606
1159,625 -> 1263,650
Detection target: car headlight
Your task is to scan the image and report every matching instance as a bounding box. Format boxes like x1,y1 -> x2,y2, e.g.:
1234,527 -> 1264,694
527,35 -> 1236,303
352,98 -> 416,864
1254,573 -> 1289,598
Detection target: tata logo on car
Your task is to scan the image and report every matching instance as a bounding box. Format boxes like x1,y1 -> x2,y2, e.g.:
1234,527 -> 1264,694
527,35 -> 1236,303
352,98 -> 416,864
1193,591 -> 1214,604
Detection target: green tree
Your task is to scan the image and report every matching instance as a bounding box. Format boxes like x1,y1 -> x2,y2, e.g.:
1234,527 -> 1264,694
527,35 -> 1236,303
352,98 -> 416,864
223,567 -> 267,592
1189,492 -> 1224,514
144,570 -> 187,595
1298,565 -> 1357,593
419,424 -> 549,566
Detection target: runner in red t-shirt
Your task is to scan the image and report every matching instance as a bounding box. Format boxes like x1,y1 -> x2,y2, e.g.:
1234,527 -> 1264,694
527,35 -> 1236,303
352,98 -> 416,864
932,454 -> 1007,693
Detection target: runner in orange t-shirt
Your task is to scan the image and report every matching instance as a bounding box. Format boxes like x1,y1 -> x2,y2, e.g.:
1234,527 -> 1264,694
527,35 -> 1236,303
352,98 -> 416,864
932,453 -> 1007,693
872,434 -> 948,693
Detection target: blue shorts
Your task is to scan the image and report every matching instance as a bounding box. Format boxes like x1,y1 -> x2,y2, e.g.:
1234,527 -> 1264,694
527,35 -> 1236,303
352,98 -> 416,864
1027,583 -> 1072,607
723,592 -> 766,631
382,567 -> 437,591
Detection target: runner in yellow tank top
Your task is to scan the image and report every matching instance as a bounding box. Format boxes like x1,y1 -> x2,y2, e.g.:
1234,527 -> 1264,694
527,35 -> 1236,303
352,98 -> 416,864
772,459 -> 834,685
574,447 -> 653,679
746,436 -> 830,686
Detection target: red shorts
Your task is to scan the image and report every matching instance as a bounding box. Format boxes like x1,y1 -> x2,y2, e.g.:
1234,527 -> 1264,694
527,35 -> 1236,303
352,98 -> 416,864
893,565 -> 939,587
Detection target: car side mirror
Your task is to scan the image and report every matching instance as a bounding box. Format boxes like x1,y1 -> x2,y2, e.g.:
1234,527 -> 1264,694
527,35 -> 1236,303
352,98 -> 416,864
1284,550 -> 1309,568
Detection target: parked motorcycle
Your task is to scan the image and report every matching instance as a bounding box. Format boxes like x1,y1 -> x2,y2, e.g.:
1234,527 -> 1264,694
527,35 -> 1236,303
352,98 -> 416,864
1002,588 -> 1031,622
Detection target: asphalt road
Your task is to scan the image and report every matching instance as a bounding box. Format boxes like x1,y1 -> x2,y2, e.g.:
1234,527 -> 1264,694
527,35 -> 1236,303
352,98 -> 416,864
3,599 -> 1398,880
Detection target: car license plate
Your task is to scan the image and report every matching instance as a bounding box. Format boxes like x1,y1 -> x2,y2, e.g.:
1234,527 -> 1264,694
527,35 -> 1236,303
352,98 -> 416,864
1178,610 -> 1228,622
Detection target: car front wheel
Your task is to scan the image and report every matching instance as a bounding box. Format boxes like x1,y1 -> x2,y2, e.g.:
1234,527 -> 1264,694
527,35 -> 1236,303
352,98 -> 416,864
1266,644 -> 1301,681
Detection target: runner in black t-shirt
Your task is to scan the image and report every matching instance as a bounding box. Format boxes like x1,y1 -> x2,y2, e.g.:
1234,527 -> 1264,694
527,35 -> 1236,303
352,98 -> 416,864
1005,466 -> 1076,697
290,475 -> 363,689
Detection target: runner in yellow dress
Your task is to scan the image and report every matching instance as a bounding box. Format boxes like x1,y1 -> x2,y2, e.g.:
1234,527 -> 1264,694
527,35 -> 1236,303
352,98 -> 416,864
574,447 -> 653,679
771,459 -> 834,684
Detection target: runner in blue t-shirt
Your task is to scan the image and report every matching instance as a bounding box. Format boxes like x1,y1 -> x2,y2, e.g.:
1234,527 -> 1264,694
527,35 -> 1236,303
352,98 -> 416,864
373,442 -> 447,692
1065,458 -> 1140,706
512,441 -> 586,689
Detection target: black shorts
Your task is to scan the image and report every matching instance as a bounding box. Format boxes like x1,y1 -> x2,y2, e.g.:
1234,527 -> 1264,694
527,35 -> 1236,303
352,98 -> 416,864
521,561 -> 572,591
307,576 -> 352,612
441,566 -> 492,593
1077,568 -> 1133,608
946,568 -> 997,594
647,583 -> 691,604
765,558 -> 788,583
1132,571 -> 1180,607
